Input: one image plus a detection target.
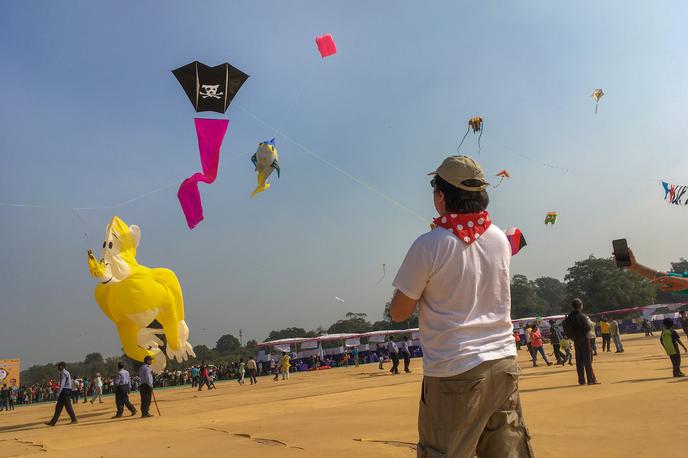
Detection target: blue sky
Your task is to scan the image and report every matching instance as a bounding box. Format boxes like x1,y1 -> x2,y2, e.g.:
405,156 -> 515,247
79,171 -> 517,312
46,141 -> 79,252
2,1 -> 688,366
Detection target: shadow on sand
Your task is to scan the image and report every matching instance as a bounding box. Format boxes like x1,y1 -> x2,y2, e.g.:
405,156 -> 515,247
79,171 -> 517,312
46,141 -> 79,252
519,384 -> 581,394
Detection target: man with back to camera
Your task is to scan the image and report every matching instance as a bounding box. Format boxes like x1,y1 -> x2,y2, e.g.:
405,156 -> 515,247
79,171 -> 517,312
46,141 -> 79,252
390,155 -> 533,457
138,356 -> 154,418
562,298 -> 598,386
112,362 -> 137,418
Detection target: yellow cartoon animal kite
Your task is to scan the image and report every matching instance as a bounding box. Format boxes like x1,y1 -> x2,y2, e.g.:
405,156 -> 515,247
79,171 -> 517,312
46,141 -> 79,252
87,216 -> 195,372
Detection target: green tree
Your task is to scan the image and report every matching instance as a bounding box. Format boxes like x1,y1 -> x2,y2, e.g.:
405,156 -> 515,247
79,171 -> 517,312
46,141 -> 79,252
265,327 -> 316,341
327,312 -> 373,334
565,255 -> 656,312
511,274 -> 546,319
382,300 -> 419,329
215,334 -> 241,355
192,345 -> 214,361
533,276 -> 567,314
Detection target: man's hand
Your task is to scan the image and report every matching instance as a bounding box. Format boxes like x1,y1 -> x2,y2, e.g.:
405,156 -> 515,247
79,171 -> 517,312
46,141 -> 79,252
651,276 -> 688,292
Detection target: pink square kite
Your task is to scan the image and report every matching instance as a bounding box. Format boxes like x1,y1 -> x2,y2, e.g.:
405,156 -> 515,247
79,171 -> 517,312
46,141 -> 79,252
315,34 -> 337,58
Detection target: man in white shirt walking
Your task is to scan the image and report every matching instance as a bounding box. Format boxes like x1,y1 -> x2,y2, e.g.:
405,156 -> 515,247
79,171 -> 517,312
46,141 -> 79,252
45,362 -> 78,426
400,336 -> 412,373
112,362 -> 137,418
390,156 -> 533,457
386,337 -> 400,374
138,356 -> 154,418
90,373 -> 104,404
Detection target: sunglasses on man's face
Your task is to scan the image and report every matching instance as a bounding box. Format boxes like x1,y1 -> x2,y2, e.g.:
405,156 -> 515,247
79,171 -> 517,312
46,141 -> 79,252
430,177 -> 437,189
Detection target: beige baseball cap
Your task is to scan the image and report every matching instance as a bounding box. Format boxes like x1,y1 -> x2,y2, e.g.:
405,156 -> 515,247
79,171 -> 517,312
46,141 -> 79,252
428,155 -> 489,191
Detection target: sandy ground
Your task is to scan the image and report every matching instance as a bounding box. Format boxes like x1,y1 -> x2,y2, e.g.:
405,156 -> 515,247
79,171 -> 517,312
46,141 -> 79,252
2,333 -> 687,457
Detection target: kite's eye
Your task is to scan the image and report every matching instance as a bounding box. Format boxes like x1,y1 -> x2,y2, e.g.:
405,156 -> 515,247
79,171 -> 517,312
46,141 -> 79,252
102,241 -> 106,248
108,242 -> 113,249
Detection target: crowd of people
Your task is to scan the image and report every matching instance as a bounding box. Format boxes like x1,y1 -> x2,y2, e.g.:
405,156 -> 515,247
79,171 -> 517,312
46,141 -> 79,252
516,315 -> 626,370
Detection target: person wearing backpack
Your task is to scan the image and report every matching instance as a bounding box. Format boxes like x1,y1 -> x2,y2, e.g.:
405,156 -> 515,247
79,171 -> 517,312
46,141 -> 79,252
563,298 -> 599,385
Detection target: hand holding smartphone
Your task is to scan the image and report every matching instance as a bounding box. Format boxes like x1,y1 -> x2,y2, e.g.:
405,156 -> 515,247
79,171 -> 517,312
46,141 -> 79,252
612,239 -> 631,268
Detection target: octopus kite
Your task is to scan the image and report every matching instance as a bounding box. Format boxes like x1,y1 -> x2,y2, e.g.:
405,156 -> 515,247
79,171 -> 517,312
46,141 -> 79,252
457,116 -> 484,154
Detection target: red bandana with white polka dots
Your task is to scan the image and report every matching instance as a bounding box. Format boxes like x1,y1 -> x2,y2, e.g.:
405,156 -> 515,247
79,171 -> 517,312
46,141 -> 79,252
432,211 -> 491,245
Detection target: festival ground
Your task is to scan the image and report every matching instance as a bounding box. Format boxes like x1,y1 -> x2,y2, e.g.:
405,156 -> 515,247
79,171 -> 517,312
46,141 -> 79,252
2,333 -> 687,458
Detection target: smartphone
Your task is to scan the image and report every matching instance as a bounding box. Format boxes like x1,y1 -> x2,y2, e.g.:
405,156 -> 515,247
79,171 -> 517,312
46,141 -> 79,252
612,239 -> 631,268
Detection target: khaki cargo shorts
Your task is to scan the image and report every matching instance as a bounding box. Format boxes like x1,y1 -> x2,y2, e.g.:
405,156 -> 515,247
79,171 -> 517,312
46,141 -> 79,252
417,356 -> 533,458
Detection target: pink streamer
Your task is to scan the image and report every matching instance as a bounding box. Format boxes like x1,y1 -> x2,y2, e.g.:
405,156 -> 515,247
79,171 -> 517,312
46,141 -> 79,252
177,118 -> 229,229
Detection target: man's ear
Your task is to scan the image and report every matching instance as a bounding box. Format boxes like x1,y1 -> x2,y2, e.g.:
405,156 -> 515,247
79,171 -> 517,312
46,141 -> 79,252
129,225 -> 141,248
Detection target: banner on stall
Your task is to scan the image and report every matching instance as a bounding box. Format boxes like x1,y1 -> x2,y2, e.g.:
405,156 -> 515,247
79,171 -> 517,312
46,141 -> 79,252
345,338 -> 361,348
300,340 -> 319,350
0,358 -> 20,388
368,334 -> 387,343
273,344 -> 291,353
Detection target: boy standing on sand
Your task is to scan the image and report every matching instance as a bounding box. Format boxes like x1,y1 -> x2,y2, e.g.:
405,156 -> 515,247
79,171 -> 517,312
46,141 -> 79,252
660,318 -> 686,377
390,156 -> 532,457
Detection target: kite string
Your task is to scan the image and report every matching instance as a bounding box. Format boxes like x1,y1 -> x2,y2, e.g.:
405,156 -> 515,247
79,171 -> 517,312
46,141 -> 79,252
235,103 -> 428,225
456,126 -> 470,154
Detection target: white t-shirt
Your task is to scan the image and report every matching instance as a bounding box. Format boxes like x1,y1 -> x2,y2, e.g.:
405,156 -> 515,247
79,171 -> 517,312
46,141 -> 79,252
393,223 -> 516,377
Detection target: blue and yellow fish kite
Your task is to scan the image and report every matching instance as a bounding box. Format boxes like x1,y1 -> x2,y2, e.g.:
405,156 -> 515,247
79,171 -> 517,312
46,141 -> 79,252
250,138 -> 280,197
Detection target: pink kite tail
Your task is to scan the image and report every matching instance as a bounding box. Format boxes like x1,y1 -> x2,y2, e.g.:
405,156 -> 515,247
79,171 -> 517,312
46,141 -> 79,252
178,118 -> 229,229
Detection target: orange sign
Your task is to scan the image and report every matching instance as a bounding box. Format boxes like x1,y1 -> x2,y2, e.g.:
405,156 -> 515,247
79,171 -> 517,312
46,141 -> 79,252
0,359 -> 20,388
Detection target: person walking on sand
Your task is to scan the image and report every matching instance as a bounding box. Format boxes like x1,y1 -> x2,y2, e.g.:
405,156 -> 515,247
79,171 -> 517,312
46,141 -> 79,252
197,362 -> 210,391
563,299 -> 598,386
587,315 -> 598,357
246,356 -> 258,385
560,335 -> 574,365
238,359 -> 246,385
610,318 -> 624,353
401,336 -> 412,373
90,373 -> 104,404
389,156 -> 533,457
549,320 -> 564,365
530,324 -> 552,367
599,317 -> 611,352
138,356 -> 154,418
376,344 -> 385,370
352,346 -> 360,368
45,362 -> 78,426
660,318 -> 687,378
280,353 -> 291,380
386,337 -> 400,374
112,362 -> 136,418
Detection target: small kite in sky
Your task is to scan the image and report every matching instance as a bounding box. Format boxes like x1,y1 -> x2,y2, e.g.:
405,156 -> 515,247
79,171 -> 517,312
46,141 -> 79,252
505,227 -> 527,256
334,296 -> 345,303
457,116 -> 484,154
494,170 -> 510,188
251,139 -> 280,197
376,263 -> 386,284
662,181 -> 688,205
591,89 -> 604,114
172,61 -> 249,113
315,34 -> 337,58
544,212 -> 558,225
